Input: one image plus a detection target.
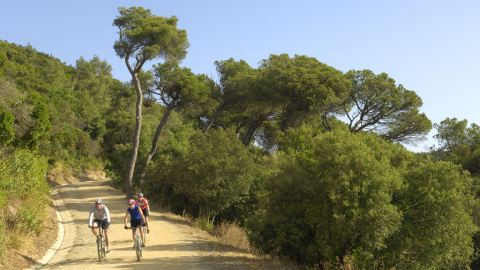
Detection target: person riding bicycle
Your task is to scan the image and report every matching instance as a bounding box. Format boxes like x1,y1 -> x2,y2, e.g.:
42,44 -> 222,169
88,199 -> 111,253
124,199 -> 146,248
135,193 -> 151,233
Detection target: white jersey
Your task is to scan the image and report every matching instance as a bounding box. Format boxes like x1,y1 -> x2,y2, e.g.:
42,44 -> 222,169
88,205 -> 111,226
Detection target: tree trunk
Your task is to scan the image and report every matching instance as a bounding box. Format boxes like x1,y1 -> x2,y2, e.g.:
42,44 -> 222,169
125,71 -> 143,199
140,106 -> 173,184
203,102 -> 226,134
242,115 -> 265,146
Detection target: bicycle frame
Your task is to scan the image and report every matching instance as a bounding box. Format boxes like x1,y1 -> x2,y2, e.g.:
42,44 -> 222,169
127,225 -> 143,261
97,225 -> 107,261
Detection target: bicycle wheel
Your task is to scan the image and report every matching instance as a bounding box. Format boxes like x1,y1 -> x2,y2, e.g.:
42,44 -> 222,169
135,236 -> 141,261
143,226 -> 147,243
101,236 -> 106,257
97,235 -> 103,261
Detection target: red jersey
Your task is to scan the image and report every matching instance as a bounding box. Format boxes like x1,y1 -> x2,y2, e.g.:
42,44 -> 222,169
135,198 -> 149,210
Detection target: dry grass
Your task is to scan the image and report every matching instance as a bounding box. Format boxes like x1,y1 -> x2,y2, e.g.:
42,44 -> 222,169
0,201 -> 58,270
180,216 -> 261,255
320,255 -> 397,270
212,221 -> 252,252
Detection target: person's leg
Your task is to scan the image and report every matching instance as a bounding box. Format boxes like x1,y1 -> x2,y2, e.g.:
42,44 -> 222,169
92,220 -> 99,237
139,227 -> 145,246
145,216 -> 149,232
142,208 -> 150,233
102,221 -> 110,250
104,229 -> 110,249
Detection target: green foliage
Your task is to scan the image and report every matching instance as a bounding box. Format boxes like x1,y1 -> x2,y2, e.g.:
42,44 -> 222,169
383,160 -> 476,269
13,193 -> 47,235
0,40 -> 119,169
113,6 -> 189,65
19,92 -> 51,149
431,118 -> 480,178
0,49 -> 6,77
1,31 -> 476,269
248,128 -> 404,266
152,62 -> 213,112
0,148 -> 49,197
142,124 -> 193,212
0,147 -> 49,253
1,41 -> 72,95
164,129 -> 255,222
113,6 -> 191,198
260,54 -> 351,133
0,108 -> 14,144
247,127 -> 476,269
342,69 -> 432,143
204,54 -> 352,148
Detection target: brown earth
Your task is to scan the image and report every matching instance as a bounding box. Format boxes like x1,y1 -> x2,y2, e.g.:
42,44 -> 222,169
1,169 -> 296,270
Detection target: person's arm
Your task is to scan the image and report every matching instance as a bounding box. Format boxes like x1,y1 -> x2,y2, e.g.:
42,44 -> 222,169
88,207 -> 94,227
139,207 -> 146,223
146,204 -> 151,215
105,206 -> 111,223
124,210 -> 129,227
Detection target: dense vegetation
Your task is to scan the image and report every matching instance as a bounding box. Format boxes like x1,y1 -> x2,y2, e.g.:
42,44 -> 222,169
1,6 -> 480,269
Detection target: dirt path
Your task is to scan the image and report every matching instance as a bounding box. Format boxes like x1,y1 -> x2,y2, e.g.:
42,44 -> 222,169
33,178 -> 292,270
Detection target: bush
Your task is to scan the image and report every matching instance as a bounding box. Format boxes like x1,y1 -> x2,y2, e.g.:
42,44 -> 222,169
247,127 -> 477,269
166,129 -> 255,223
0,220 -> 5,260
0,147 -> 49,260
0,148 -> 49,198
14,193 -> 47,235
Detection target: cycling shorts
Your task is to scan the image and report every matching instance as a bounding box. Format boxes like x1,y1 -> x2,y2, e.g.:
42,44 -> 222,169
141,208 -> 150,217
131,218 -> 143,228
93,218 -> 110,229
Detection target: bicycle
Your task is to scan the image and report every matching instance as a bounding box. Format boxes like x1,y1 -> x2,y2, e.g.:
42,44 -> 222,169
143,224 -> 147,244
96,225 -> 107,261
126,225 -> 143,261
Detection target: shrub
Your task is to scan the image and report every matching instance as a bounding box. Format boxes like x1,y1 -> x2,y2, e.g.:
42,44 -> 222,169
0,147 -> 49,259
247,127 -> 476,269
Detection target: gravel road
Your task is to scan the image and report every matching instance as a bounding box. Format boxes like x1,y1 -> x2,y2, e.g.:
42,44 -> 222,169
35,178 -> 292,270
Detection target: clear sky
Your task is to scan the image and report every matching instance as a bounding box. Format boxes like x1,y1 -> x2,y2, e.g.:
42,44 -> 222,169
2,0 -> 479,152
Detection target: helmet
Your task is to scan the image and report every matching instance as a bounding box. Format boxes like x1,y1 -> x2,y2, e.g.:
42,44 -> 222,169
128,199 -> 135,205
95,199 -> 103,204
137,193 -> 144,198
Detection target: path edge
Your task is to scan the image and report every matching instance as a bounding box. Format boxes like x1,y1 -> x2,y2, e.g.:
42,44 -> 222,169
27,185 -> 65,270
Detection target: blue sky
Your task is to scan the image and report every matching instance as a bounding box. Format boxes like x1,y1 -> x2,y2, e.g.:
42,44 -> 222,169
2,0 -> 479,152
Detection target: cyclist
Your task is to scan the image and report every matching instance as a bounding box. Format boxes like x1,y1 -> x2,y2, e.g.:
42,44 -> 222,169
135,193 -> 151,233
124,199 -> 146,248
88,199 -> 111,253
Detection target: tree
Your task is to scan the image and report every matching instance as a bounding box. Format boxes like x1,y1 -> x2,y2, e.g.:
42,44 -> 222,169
248,127 -> 476,268
0,50 -> 6,77
384,160 -> 476,269
202,58 -> 255,134
113,6 -> 189,198
260,54 -> 351,134
140,63 -> 212,181
0,78 -> 29,144
432,118 -> 480,176
73,56 -> 114,141
167,129 -> 255,223
249,128 -> 404,267
433,117 -> 469,154
0,109 -> 14,145
19,92 -> 51,149
341,70 -> 432,144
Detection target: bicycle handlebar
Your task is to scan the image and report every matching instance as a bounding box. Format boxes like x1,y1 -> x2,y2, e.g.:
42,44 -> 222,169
125,224 -> 145,230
